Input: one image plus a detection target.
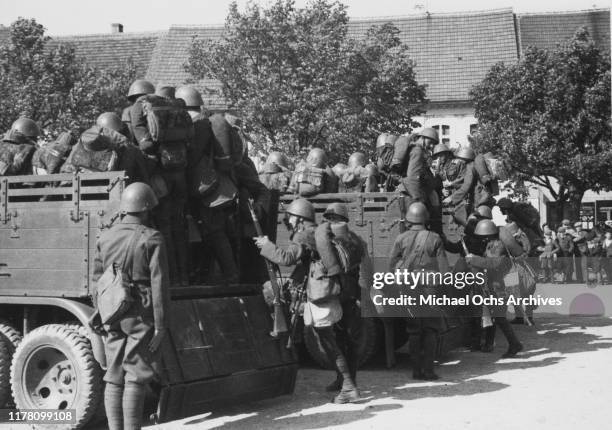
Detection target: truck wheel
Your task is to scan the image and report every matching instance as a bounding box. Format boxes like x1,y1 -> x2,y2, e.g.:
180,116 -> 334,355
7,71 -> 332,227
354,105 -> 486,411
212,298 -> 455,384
0,320 -> 22,407
304,318 -> 379,369
10,324 -> 103,429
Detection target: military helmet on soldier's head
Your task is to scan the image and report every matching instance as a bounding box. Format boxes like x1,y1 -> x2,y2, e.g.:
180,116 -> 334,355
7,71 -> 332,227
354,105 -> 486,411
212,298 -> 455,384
306,148 -> 327,168
286,198 -> 315,222
264,151 -> 289,173
456,147 -> 475,161
405,202 -> 429,224
120,182 -> 158,213
496,197 -> 513,210
475,205 -> 493,220
96,112 -> 123,133
474,219 -> 499,237
417,127 -> 439,143
155,84 -> 175,99
432,143 -> 452,158
324,202 -> 349,223
348,152 -> 366,169
127,79 -> 155,100
175,86 -> 203,108
11,117 -> 41,138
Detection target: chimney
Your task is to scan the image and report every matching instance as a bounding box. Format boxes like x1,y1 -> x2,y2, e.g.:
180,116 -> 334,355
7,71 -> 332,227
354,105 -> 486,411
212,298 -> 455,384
111,23 -> 124,34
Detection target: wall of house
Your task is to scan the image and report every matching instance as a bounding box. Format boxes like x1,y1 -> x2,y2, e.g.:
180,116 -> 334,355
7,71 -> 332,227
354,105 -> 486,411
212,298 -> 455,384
414,105 -> 476,149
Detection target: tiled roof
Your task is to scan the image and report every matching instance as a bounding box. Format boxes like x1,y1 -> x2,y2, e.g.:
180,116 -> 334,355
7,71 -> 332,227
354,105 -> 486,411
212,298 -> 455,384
347,9 -> 518,103
145,25 -> 226,109
47,31 -> 164,76
517,8 -> 610,53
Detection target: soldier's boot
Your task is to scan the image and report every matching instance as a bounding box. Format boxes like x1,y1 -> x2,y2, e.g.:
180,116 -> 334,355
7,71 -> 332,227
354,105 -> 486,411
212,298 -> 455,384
496,318 -> 523,358
482,325 -> 496,352
104,383 -> 123,430
420,329 -> 439,380
333,356 -> 360,404
325,371 -> 343,392
123,381 -> 146,430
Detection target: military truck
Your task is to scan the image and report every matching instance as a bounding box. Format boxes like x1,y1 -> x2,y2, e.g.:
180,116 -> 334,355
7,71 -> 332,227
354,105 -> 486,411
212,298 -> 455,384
276,192 -> 468,368
0,171 -> 297,429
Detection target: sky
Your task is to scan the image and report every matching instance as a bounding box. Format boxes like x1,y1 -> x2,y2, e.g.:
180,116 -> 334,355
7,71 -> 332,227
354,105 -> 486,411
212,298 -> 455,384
2,0 -> 608,35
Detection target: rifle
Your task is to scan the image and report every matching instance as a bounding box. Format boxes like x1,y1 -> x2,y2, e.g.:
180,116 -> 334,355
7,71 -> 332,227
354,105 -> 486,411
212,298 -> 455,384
247,199 -> 289,337
286,280 -> 307,349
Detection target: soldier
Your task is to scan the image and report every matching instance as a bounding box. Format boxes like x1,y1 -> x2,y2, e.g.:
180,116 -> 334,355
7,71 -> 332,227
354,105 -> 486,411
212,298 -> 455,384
130,80 -> 191,287
254,199 -> 359,403
497,198 -> 544,254
572,221 -> 589,284
122,80 -> 155,146
388,202 -> 449,380
92,182 -> 170,430
319,202 -> 366,392
465,219 -> 523,357
0,117 -> 40,176
178,85 -> 239,283
288,148 -> 337,196
444,147 -> 476,227
155,84 -> 175,99
557,226 -> 575,283
259,151 -> 292,192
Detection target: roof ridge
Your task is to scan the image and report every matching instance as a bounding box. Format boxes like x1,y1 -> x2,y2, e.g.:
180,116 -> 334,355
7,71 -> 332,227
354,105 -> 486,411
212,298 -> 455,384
517,7 -> 610,16
348,7 -> 514,21
51,30 -> 166,39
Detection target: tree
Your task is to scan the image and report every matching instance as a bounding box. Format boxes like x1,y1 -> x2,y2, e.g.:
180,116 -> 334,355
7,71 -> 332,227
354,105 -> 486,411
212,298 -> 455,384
470,28 -> 611,220
0,18 -> 136,140
186,0 -> 426,160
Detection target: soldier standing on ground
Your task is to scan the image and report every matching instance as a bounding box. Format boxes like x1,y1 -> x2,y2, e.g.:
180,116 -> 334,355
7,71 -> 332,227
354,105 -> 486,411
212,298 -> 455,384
92,182 -> 170,430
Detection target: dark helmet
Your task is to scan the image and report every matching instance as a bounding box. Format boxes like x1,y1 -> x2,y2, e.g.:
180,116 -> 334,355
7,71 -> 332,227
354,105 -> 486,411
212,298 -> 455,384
306,148 -> 327,168
96,112 -> 123,132
175,86 -> 203,108
474,219 -> 499,237
417,127 -> 439,143
475,205 -> 493,219
348,152 -> 366,169
496,197 -> 513,210
324,202 -> 349,222
127,79 -> 155,99
285,198 -> 315,222
155,84 -> 175,99
120,182 -> 158,213
264,151 -> 289,173
11,117 -> 41,138
432,143 -> 452,158
456,147 -> 475,161
406,202 -> 429,224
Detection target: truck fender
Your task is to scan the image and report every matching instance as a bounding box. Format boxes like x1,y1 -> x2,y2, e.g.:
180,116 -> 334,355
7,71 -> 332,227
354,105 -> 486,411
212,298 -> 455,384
0,296 -> 106,369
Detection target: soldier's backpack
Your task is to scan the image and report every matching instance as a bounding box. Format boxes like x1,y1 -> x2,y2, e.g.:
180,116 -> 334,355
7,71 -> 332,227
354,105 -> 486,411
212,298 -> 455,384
69,126 -> 119,173
330,223 -> 363,273
390,135 -> 415,173
289,161 -> 325,196
209,113 -> 244,173
376,134 -> 398,173
138,95 -> 194,170
32,132 -> 74,175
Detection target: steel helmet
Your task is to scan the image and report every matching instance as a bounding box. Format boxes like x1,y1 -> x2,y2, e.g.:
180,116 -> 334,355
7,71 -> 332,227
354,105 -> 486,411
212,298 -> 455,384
417,127 -> 439,143
155,84 -> 175,99
127,79 -> 155,99
175,86 -> 203,108
364,163 -> 378,176
306,148 -> 327,168
432,143 -> 452,158
496,197 -> 513,210
285,198 -> 315,222
475,205 -> 493,219
456,147 -> 475,161
96,112 -> 123,132
406,202 -> 429,224
264,151 -> 289,173
324,202 -> 349,222
11,117 -> 41,138
332,163 -> 348,177
474,219 -> 499,237
348,152 -> 366,169
120,182 -> 158,213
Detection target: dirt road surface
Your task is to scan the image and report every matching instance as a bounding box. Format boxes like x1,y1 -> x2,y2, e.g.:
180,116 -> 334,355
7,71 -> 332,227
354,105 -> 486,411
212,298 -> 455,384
149,314 -> 612,430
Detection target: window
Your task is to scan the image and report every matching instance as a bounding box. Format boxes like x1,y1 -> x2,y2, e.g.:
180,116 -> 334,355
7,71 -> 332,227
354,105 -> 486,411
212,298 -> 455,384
431,124 -> 451,145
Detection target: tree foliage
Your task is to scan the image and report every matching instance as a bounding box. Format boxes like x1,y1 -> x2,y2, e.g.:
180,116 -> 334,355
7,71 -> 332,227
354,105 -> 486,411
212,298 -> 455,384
186,0 -> 426,160
0,18 -> 136,139
470,28 -> 611,217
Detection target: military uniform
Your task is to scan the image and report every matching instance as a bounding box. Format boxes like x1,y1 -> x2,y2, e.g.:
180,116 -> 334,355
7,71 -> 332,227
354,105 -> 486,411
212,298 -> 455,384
448,159 -> 476,227
557,232 -> 575,282
93,216 -> 170,386
0,131 -> 36,176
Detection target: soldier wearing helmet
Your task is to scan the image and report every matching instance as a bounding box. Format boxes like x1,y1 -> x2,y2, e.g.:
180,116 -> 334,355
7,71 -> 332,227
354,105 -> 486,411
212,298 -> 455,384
259,151 -> 292,192
122,80 -> 156,143
317,203 -> 369,398
388,202 -> 449,380
155,84 -> 175,99
1,117 -> 41,176
92,182 -> 170,430
465,219 -> 523,356
289,147 -> 337,195
340,152 -> 371,192
442,146 -> 478,226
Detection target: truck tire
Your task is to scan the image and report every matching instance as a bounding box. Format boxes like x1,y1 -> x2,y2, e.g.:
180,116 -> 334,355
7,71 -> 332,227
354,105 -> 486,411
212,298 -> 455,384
303,317 -> 378,369
10,324 -> 103,429
0,320 -> 22,408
